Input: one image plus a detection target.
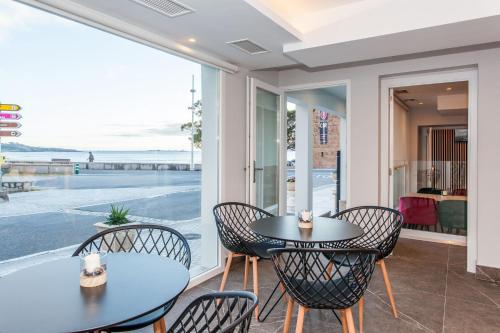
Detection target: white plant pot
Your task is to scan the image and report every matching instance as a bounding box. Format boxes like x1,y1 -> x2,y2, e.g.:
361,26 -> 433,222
94,222 -> 139,252
287,182 -> 296,191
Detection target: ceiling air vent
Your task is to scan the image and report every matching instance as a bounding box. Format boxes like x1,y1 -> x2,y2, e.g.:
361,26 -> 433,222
130,0 -> 194,18
226,39 -> 269,55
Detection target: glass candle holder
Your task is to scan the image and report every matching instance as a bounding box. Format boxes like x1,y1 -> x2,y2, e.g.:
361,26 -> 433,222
80,252 -> 108,288
298,210 -> 313,229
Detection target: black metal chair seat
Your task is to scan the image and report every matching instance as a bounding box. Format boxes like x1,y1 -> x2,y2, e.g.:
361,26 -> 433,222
287,273 -> 367,310
73,224 -> 191,332
242,239 -> 283,259
168,291 -> 258,333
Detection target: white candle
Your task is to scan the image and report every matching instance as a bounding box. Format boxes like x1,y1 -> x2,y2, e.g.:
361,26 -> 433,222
84,253 -> 101,274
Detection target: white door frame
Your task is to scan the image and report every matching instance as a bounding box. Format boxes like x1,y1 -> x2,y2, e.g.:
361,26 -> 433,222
380,68 -> 478,273
281,79 -> 352,209
246,77 -> 286,215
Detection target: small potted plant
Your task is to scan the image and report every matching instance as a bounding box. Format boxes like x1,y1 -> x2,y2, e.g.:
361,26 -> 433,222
287,176 -> 296,191
94,205 -> 137,251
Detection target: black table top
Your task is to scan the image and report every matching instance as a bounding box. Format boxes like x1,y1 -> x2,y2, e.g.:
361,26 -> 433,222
249,215 -> 364,243
0,253 -> 190,333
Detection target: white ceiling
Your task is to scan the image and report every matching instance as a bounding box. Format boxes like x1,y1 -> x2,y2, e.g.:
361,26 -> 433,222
395,81 -> 468,115
25,0 -> 500,71
66,0 -> 300,70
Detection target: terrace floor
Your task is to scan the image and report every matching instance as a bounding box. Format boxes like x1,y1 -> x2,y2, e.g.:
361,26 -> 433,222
157,238 -> 500,333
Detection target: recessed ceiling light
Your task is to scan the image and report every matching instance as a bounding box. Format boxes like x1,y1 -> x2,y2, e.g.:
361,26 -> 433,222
188,37 -> 196,43
418,102 -> 424,105
446,87 -> 453,91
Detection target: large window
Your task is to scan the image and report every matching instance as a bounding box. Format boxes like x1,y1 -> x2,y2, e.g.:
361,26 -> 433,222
0,0 -> 219,277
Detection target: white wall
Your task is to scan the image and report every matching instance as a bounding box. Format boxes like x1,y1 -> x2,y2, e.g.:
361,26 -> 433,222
278,47 -> 500,269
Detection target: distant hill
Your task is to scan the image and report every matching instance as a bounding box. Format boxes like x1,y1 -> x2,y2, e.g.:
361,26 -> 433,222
1,142 -> 80,152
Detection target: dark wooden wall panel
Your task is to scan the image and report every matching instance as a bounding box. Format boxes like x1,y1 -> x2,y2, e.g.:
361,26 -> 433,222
431,128 -> 467,191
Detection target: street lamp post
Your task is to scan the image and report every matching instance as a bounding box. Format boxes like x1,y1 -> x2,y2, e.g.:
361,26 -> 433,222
189,75 -> 196,171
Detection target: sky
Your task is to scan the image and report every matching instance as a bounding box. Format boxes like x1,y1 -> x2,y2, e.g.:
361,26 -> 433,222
0,0 -> 203,151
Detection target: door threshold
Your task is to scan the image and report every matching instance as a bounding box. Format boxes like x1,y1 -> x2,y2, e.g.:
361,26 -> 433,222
400,229 -> 466,246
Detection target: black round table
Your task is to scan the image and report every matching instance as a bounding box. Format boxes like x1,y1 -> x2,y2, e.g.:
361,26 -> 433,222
0,253 -> 190,333
249,215 -> 364,245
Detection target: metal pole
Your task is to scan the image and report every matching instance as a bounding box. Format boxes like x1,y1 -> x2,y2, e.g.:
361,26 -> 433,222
336,150 -> 341,213
189,75 -> 196,171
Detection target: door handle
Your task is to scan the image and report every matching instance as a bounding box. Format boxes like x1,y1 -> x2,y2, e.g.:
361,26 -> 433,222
253,160 -> 263,183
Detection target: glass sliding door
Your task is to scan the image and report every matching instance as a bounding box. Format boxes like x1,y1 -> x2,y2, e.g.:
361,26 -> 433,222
247,78 -> 285,215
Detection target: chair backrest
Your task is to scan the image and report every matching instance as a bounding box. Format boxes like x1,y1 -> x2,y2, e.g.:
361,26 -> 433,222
438,200 -> 467,231
417,188 -> 443,195
399,197 -> 438,227
325,206 -> 403,259
452,188 -> 467,196
72,224 -> 191,269
269,248 -> 378,310
213,202 -> 273,254
168,291 -> 258,333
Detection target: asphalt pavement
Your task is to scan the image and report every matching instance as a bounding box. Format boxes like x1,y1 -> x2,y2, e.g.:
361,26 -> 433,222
0,169 -> 334,261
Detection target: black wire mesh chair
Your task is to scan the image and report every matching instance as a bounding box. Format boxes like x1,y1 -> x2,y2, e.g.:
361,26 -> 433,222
269,248 -> 378,333
73,224 -> 191,333
213,202 -> 285,319
322,206 -> 404,320
167,291 -> 258,333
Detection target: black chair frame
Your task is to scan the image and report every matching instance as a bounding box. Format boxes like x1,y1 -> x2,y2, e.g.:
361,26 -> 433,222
168,291 -> 258,333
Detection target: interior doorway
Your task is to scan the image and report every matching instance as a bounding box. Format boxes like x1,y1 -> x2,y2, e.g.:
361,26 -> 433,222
391,81 -> 468,238
380,68 -> 478,273
284,83 -> 349,217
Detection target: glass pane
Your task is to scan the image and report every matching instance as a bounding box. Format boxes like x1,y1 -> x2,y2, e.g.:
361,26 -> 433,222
0,1 -> 219,278
255,88 -> 279,214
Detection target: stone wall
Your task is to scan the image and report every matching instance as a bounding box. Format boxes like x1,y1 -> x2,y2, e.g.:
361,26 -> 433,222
312,109 -> 341,169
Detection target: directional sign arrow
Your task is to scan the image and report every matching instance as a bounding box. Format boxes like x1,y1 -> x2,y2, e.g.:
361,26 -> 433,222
0,113 -> 22,120
0,122 -> 21,128
0,130 -> 21,137
0,104 -> 21,111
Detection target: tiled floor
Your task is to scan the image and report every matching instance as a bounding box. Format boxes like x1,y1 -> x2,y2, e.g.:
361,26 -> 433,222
155,238 -> 500,332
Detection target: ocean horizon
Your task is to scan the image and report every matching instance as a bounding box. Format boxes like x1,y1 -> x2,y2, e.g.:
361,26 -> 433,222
3,150 -> 202,164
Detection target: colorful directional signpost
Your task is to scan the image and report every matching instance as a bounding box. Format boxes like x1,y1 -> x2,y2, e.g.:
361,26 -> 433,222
0,113 -> 22,120
0,122 -> 21,128
0,131 -> 21,137
0,104 -> 21,111
0,103 -> 23,192
0,103 -> 22,137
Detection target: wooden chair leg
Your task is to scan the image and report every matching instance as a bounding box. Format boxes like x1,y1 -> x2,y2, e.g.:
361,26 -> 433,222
295,305 -> 306,333
379,259 -> 398,318
359,296 -> 365,333
252,256 -> 259,320
324,261 -> 333,279
243,255 -> 250,290
345,307 -> 356,333
283,297 -> 295,333
340,310 -> 348,333
153,317 -> 166,333
219,252 -> 233,292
